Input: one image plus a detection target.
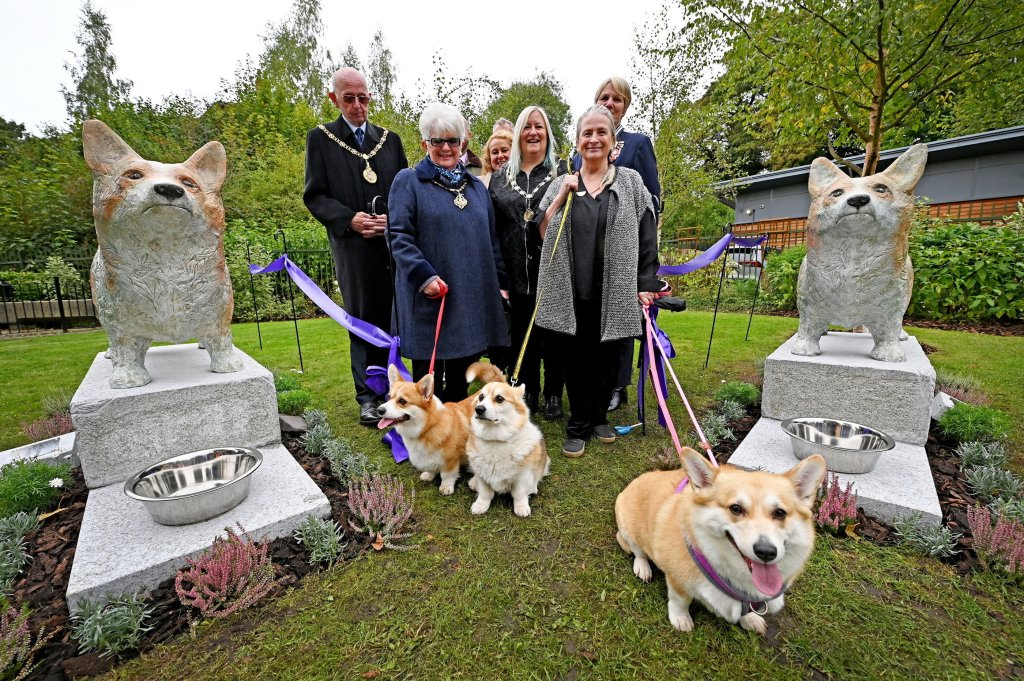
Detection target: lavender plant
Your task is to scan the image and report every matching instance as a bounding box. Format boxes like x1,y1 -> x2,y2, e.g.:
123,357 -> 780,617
815,473 -> 858,533
715,398 -> 748,424
0,513 -> 39,595
175,525 -> 276,619
955,441 -> 1009,470
989,497 -> 1024,524
302,408 -> 329,432
71,594 -> 153,658
965,466 -> 1022,503
293,515 -> 346,565
324,439 -> 377,485
300,423 -> 332,458
347,474 -> 415,550
967,505 -> 1024,574
1,604 -> 53,680
893,513 -> 961,558
694,413 -> 736,450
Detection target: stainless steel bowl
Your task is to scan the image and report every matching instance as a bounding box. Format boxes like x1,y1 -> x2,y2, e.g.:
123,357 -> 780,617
124,447 -> 263,526
781,418 -> 894,474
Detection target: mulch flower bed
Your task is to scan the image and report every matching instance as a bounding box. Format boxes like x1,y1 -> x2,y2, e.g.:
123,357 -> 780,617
8,417 -> 985,679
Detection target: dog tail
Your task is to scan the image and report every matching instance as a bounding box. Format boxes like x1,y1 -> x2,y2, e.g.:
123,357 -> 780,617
465,361 -> 504,385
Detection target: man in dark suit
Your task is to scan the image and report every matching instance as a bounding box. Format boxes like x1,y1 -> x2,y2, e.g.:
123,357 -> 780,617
304,67 -> 408,426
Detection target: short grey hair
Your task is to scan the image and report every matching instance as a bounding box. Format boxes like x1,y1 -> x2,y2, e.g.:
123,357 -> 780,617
575,105 -> 616,142
419,103 -> 465,141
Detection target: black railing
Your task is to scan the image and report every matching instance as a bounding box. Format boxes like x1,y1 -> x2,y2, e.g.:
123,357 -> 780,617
0,277 -> 99,336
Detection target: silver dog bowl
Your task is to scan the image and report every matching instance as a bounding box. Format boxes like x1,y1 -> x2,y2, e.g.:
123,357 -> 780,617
124,447 -> 262,526
781,418 -> 894,474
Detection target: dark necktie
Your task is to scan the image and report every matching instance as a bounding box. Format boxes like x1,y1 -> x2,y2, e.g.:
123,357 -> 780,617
354,127 -> 365,150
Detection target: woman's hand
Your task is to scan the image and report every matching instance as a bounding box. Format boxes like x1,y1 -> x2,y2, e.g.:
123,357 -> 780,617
557,174 -> 578,205
423,277 -> 448,298
638,291 -> 657,307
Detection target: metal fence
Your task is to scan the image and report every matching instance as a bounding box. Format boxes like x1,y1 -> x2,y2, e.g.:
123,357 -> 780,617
0,277 -> 99,336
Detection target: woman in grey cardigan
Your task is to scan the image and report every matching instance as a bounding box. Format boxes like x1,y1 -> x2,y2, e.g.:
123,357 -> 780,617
535,105 -> 665,457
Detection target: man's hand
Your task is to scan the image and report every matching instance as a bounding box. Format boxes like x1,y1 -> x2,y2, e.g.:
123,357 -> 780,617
350,212 -> 387,238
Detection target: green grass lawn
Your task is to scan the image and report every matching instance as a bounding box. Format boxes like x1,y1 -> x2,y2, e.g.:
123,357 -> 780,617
2,313 -> 1023,679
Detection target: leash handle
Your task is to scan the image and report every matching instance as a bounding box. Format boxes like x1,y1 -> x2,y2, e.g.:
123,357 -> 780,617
428,286 -> 448,376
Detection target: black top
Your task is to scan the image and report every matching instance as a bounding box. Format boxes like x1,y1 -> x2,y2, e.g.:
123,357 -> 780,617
570,174 -> 611,301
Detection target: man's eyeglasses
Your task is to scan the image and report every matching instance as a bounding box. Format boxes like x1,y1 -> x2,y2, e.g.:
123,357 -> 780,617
341,94 -> 370,105
428,137 -> 462,148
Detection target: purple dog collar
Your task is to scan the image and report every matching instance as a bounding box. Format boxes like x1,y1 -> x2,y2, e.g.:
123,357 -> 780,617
685,541 -> 787,617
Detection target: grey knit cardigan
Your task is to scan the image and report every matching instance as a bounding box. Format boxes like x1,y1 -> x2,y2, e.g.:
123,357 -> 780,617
534,166 -> 658,341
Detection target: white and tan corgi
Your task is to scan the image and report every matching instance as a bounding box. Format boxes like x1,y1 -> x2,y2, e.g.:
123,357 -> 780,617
466,382 -> 549,517
377,362 -> 504,495
615,449 -> 826,635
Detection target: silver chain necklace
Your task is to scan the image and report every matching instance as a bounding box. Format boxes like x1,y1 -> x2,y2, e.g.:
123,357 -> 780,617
509,166 -> 555,221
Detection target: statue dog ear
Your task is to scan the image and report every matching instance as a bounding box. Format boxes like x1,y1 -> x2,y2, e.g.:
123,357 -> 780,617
807,157 -> 847,199
185,141 -> 228,193
82,119 -> 142,177
882,143 -> 928,194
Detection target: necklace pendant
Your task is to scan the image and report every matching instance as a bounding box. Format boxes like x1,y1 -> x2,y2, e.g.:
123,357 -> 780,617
453,192 -> 468,210
523,208 -> 536,221
363,164 -> 378,184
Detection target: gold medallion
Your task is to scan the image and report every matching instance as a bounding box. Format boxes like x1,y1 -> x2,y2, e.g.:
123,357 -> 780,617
363,164 -> 378,184
523,208 -> 535,221
454,193 -> 468,210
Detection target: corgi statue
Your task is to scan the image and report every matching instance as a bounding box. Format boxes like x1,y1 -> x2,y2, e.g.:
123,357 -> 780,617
83,120 -> 243,388
792,143 -> 928,362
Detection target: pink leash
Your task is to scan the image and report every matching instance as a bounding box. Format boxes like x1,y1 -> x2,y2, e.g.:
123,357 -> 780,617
427,282 -> 449,376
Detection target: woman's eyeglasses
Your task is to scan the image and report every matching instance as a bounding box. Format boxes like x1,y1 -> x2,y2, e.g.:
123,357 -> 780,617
428,137 -> 463,148
341,94 -> 370,105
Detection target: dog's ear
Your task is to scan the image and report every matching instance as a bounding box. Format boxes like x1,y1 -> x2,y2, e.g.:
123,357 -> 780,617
387,363 -> 401,388
807,157 -> 847,199
82,120 -> 141,177
881,143 -> 928,194
786,454 -> 827,506
417,373 -> 435,401
184,141 -> 227,193
681,448 -> 716,489
514,384 -> 526,399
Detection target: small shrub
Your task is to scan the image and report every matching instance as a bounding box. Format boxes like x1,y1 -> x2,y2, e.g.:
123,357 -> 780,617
293,515 -> 345,566
41,388 -> 74,419
938,403 -> 1011,443
347,475 -> 415,550
1,604 -> 53,680
715,398 -> 748,424
70,594 -> 153,659
300,423 -> 332,458
694,413 -> 736,450
965,466 -> 1022,503
815,473 -> 858,533
893,513 -> 961,558
0,514 -> 40,546
0,541 -> 30,595
277,389 -> 313,416
175,525 -> 275,619
715,381 -> 760,408
0,460 -> 72,519
19,413 -> 74,442
967,505 -> 1024,574
760,244 -> 806,311
933,370 -> 989,406
303,409 -> 329,432
274,372 -> 302,393
323,439 -> 377,486
955,441 -> 1009,470
989,497 -> 1024,524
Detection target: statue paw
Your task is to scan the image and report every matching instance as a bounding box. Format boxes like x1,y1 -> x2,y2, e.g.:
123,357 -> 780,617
870,342 -> 906,363
109,366 -> 151,389
791,336 -> 820,356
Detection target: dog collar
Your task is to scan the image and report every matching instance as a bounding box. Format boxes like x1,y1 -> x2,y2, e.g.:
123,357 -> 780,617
684,540 -> 787,616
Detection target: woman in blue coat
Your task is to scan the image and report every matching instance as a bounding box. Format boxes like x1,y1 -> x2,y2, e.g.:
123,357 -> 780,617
388,102 -> 510,401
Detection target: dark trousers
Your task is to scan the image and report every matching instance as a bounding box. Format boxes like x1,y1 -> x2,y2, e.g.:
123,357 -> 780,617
504,292 -> 565,399
351,336 -> 390,406
614,341 -> 635,389
551,300 -> 627,440
412,355 -> 479,403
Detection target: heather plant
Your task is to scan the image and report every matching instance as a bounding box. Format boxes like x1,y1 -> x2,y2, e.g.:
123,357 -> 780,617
1,604 -> 53,681
955,441 -> 1009,470
715,381 -> 760,408
967,505 -> 1024,574
965,466 -> 1022,503
277,389 -> 313,416
715,398 -> 748,424
0,460 -> 72,519
323,438 -> 377,486
347,475 -> 415,550
815,473 -> 858,533
938,404 -> 1011,444
293,515 -> 345,566
989,497 -> 1024,524
893,513 -> 961,558
19,413 -> 74,443
934,370 -> 989,406
175,525 -> 276,619
70,593 -> 153,659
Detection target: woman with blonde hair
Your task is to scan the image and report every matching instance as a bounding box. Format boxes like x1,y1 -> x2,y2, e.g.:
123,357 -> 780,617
480,129 -> 513,188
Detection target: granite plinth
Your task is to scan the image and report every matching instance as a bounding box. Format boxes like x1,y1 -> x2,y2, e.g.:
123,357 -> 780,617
763,332 -> 935,445
71,343 -> 279,488
729,417 -> 941,528
65,443 -> 329,611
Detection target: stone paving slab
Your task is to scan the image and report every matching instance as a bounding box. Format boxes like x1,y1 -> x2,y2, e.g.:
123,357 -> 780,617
66,443 -> 329,612
729,417 -> 941,528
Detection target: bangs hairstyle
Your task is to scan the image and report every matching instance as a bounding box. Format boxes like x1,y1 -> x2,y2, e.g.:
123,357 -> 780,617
594,76 -> 632,111
419,102 -> 465,141
483,130 -> 514,174
575,105 -> 616,142
504,106 -> 560,181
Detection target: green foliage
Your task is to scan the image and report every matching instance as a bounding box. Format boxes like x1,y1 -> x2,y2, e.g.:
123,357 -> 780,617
893,513 -> 961,558
955,441 -> 1009,470
715,381 -> 760,408
715,398 -> 748,424
471,73 -> 572,147
0,512 -> 39,594
939,404 -> 1011,444
935,370 -> 989,405
61,1 -> 133,122
277,390 -> 313,416
71,593 -> 153,658
908,217 -> 1024,322
303,409 -> 329,431
760,245 -> 806,311
0,460 -> 72,519
988,497 -> 1024,524
293,515 -> 345,566
322,439 -> 377,486
0,513 -> 41,546
695,413 -> 736,450
273,372 -> 303,393
299,423 -> 332,458
965,466 -> 1022,503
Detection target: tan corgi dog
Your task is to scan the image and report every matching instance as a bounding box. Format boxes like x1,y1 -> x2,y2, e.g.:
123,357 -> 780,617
615,449 -> 826,635
466,382 -> 549,517
377,362 -> 504,495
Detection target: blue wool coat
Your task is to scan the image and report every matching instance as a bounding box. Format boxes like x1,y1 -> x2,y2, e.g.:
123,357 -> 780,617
387,158 -> 510,360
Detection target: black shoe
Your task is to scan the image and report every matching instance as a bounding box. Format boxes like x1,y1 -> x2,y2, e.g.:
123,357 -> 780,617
562,438 -> 586,458
607,387 -> 628,412
524,392 -> 539,412
544,396 -> 564,421
359,401 -> 382,427
594,424 -> 617,443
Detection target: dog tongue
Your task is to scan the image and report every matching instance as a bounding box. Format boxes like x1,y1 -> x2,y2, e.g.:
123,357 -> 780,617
377,418 -> 396,430
750,561 -> 783,596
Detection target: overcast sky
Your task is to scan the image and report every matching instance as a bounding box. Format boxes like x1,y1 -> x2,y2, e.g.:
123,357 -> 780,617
1,0 -> 673,136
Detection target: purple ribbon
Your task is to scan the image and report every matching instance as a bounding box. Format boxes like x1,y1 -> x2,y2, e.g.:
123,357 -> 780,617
250,255 -> 411,462
637,306 -> 672,428
656,232 -> 768,276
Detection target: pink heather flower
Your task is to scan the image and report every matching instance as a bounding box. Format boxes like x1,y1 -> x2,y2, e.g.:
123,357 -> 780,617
815,473 -> 858,532
967,504 -> 1024,574
175,524 -> 275,618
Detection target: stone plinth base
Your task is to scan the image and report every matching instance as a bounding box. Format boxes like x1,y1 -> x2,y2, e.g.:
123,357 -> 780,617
66,443 -> 329,611
729,417 -> 941,528
71,344 -> 279,488
763,332 -> 935,445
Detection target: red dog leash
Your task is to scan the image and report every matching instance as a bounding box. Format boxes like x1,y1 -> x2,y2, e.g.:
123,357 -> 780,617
426,281 -> 449,376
